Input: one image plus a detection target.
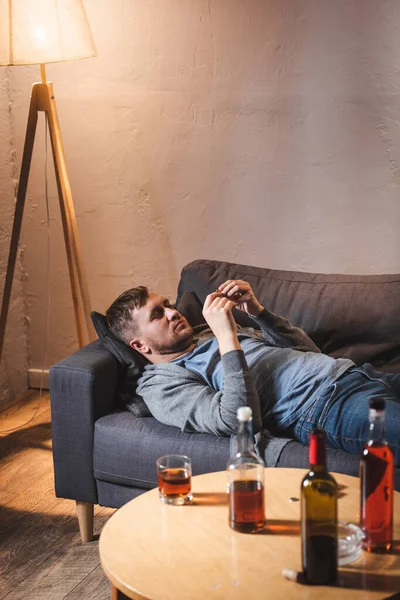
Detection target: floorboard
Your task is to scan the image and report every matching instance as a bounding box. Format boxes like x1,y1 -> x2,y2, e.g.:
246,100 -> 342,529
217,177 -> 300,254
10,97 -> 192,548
64,564 -> 113,600
0,391 -> 115,600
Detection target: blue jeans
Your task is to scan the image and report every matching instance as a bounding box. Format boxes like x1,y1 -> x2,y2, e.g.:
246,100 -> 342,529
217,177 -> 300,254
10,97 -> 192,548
292,364 -> 400,466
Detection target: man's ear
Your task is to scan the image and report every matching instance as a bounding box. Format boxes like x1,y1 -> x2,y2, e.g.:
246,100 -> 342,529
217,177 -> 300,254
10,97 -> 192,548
129,338 -> 151,355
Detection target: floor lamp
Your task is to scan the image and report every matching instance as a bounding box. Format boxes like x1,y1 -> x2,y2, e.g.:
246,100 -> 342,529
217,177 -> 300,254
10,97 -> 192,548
0,0 -> 98,364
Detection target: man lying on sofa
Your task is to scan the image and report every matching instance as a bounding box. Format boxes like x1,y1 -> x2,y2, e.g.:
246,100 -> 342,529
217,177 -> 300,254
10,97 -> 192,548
106,279 -> 400,465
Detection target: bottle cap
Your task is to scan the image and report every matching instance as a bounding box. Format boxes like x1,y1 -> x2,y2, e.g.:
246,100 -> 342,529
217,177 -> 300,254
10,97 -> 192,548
237,406 -> 252,421
369,398 -> 385,411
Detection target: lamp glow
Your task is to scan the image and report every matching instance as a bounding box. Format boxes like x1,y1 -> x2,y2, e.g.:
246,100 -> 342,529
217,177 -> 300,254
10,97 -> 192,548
0,0 -> 97,66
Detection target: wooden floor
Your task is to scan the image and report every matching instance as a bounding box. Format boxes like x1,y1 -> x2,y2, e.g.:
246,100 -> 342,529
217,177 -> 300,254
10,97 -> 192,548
0,390 -> 115,600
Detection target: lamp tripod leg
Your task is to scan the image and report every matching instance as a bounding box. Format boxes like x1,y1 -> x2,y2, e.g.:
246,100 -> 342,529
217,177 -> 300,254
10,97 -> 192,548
44,85 -> 96,346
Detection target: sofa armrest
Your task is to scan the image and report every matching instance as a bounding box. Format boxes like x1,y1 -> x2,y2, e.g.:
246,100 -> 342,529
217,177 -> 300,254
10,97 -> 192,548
50,340 -> 119,504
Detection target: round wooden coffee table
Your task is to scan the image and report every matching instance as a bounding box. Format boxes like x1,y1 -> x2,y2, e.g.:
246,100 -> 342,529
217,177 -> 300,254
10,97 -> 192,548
99,468 -> 400,600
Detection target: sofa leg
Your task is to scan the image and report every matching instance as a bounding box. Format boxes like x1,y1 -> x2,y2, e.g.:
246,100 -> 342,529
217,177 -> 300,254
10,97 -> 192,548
76,501 -> 94,543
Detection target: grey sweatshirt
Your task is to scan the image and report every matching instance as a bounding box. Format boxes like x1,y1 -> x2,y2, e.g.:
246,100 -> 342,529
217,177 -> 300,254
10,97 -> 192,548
136,308 -> 320,466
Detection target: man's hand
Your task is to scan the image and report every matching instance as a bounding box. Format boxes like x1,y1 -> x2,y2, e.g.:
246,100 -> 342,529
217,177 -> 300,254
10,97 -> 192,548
216,280 -> 264,317
202,292 -> 241,355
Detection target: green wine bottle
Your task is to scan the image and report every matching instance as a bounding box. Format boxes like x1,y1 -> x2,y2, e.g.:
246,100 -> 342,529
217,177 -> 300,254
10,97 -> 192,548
301,428 -> 338,585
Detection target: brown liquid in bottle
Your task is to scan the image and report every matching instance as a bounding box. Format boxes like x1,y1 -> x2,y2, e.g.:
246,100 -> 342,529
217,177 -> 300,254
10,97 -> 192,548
229,480 -> 265,533
360,442 -> 393,552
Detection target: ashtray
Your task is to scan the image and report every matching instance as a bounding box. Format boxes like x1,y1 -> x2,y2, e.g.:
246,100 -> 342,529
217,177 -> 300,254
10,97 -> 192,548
338,521 -> 364,565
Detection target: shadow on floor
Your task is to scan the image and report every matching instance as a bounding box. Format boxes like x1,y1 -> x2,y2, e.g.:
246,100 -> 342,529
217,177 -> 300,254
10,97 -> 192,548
0,421 -> 52,464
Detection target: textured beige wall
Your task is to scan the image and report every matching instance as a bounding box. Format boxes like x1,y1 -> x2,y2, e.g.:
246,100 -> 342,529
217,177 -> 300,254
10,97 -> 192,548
0,70 -> 29,407
1,0 -> 400,401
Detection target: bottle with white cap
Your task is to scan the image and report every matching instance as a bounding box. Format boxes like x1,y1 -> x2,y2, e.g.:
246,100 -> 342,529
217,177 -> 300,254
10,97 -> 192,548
226,406 -> 265,533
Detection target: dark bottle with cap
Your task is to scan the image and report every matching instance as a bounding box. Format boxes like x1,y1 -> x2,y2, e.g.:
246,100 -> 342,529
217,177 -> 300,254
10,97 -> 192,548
301,428 -> 338,585
360,397 -> 394,552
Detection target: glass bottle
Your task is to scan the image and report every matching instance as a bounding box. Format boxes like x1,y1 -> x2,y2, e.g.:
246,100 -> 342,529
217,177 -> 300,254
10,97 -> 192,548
227,406 -> 265,533
301,428 -> 338,585
360,397 -> 394,552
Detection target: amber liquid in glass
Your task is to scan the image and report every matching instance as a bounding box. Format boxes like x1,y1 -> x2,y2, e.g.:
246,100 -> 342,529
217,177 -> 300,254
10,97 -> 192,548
158,467 -> 191,499
229,480 -> 265,533
360,441 -> 394,552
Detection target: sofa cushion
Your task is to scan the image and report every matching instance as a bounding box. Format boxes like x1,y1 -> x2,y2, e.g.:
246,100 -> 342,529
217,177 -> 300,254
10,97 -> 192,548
94,411 -> 398,495
177,259 -> 400,373
277,440 -> 400,491
91,311 -> 151,417
276,440 -> 361,476
96,479 -> 146,509
93,411 -> 230,488
176,290 -> 206,327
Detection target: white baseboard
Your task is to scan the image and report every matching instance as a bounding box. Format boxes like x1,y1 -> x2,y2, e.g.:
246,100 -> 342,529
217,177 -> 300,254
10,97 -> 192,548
28,368 -> 50,390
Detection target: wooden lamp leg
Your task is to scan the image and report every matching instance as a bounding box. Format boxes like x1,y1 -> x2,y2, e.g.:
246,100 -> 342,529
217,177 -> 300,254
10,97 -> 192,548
0,89 -> 38,363
36,80 -> 96,345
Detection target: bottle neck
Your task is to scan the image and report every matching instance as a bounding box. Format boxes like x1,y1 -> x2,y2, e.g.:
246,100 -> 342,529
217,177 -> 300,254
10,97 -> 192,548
237,419 -> 254,454
309,431 -> 327,471
368,409 -> 386,443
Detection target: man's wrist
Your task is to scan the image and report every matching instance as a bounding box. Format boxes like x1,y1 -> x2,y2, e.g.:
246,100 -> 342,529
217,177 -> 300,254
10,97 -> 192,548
248,303 -> 264,317
217,334 -> 241,356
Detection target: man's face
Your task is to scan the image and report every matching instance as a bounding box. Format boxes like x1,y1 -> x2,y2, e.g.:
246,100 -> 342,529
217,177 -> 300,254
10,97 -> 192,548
129,292 -> 193,357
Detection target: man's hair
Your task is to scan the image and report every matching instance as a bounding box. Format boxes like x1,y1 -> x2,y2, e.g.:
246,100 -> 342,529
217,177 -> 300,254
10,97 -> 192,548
106,286 -> 149,344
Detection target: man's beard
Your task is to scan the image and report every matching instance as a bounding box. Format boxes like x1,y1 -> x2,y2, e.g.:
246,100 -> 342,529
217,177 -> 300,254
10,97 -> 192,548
152,327 -> 194,355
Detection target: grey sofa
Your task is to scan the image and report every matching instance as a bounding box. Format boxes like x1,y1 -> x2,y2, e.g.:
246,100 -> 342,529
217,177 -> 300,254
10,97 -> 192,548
50,259 -> 400,542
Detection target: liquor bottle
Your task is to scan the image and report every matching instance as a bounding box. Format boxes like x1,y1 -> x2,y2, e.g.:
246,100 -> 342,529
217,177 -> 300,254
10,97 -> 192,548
301,428 -> 337,585
360,397 -> 394,552
227,406 -> 265,533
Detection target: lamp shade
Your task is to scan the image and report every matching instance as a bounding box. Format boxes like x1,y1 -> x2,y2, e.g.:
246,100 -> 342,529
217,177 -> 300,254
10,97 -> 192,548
0,0 -> 97,66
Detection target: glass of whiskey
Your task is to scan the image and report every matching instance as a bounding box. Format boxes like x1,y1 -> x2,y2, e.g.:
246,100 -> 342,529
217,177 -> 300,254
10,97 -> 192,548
156,454 -> 193,505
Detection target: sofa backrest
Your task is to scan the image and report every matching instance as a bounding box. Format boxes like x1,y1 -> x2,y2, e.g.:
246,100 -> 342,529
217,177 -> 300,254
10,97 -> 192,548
177,259 -> 400,373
